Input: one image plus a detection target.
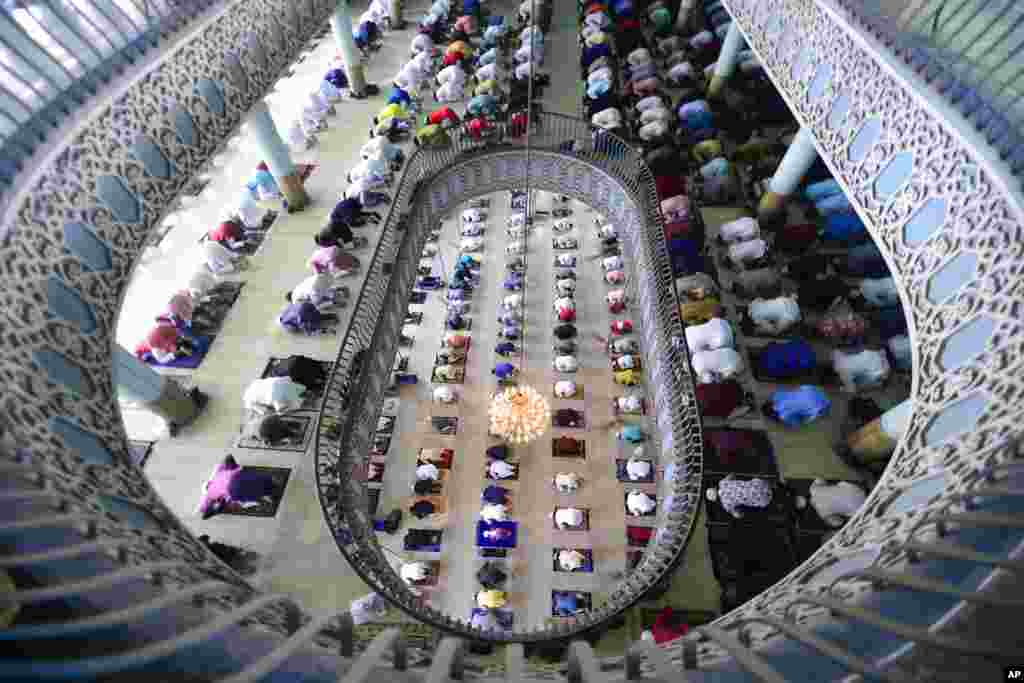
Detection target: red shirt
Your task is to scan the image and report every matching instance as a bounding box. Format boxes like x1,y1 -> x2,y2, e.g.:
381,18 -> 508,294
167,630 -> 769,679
428,107 -> 458,126
442,51 -> 461,67
558,308 -> 576,322
209,220 -> 242,243
467,117 -> 489,138
135,323 -> 179,358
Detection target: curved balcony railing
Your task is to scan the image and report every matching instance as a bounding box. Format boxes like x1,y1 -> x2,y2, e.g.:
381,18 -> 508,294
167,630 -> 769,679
1,0 -> 1024,678
310,109 -> 705,643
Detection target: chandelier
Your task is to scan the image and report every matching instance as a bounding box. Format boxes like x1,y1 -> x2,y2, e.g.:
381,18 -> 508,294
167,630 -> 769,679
488,386 -> 551,445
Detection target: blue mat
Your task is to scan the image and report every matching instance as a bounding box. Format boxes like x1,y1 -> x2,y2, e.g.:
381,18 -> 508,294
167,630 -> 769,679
477,520 -> 517,548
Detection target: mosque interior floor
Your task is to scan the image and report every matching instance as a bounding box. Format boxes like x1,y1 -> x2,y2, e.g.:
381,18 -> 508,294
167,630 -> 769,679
114,0 -> 903,651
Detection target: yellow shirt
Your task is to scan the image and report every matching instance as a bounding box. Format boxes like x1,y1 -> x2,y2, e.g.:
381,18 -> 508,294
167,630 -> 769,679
447,41 -> 472,57
614,369 -> 638,385
377,103 -> 407,121
692,139 -> 723,164
477,589 -> 507,609
680,298 -> 722,325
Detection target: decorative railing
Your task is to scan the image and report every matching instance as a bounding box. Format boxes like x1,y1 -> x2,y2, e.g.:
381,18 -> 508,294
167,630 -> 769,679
311,109 -> 706,642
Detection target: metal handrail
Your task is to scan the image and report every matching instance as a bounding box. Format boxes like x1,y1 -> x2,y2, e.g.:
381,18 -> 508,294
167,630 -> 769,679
311,110 -> 703,643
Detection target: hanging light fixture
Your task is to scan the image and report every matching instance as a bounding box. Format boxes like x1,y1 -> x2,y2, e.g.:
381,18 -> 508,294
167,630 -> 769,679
488,385 -> 551,445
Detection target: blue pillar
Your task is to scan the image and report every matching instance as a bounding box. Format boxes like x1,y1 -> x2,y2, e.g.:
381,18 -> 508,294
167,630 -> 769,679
707,21 -> 743,99
758,126 -> 818,222
248,100 -> 309,210
114,346 -> 205,431
331,1 -> 367,96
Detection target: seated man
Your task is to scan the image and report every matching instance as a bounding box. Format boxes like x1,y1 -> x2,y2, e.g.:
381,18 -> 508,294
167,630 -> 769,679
416,462 -> 441,481
445,332 -> 470,348
481,502 -> 510,522
288,272 -> 342,308
348,157 -> 391,187
488,459 -> 517,480
626,490 -> 656,516
409,498 -> 437,519
400,561 -> 432,584
553,506 -> 585,530
208,218 -> 256,250
554,380 -> 577,398
308,245 -> 360,276
625,457 -> 653,481
503,272 -> 524,290
476,589 -> 508,609
243,376 -> 306,413
615,395 -> 644,414
553,323 -> 578,340
554,472 -> 582,493
612,354 -> 638,371
476,561 -> 507,589
314,220 -> 357,250
495,341 -> 517,356
558,549 -> 587,571
708,475 -> 773,519
553,591 -> 582,616
493,362 -> 518,380
499,324 -> 522,340
553,355 -> 578,372
279,301 -> 336,335
135,321 -> 192,364
434,363 -> 461,381
330,195 -> 381,226
196,455 -> 277,519
203,239 -> 246,274
617,425 -> 644,443
610,319 -> 633,335
481,484 -> 509,505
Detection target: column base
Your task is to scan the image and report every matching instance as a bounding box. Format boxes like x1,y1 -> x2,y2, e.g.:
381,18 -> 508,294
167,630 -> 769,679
348,64 -> 368,98
757,191 -> 789,226
845,417 -> 897,463
143,382 -> 208,435
278,174 -> 309,211
706,75 -> 728,101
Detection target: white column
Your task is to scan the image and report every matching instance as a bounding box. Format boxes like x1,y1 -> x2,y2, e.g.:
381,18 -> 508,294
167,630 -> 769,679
248,100 -> 309,210
758,126 -> 818,222
707,21 -> 744,99
331,0 -> 367,97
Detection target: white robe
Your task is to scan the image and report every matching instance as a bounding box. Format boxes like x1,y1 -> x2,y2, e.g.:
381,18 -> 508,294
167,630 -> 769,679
749,296 -> 801,335
554,381 -> 577,398
720,217 -> 760,243
727,238 -> 768,267
685,317 -> 734,353
809,479 -> 867,526
691,348 -> 745,384
832,349 -> 891,392
243,377 -> 306,413
554,355 -> 578,372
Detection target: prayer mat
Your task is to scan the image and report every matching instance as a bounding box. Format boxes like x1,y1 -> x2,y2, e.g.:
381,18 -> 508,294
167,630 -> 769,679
480,548 -> 508,558
218,466 -> 291,518
236,413 -> 314,453
550,591 -> 592,617
552,507 -> 590,531
192,282 -> 246,337
128,440 -> 154,467
552,383 -> 584,400
552,548 -> 594,573
616,459 -> 655,483
627,550 -> 643,569
403,529 -> 443,552
477,521 -> 518,548
552,239 -> 580,252
143,335 -> 213,370
703,429 -> 779,477
259,357 -> 333,410
551,436 -> 586,459
429,415 -> 459,435
624,492 -> 657,517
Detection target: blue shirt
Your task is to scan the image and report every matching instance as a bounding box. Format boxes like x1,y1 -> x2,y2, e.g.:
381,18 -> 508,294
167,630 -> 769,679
481,485 -> 509,504
555,594 -> 578,613
325,68 -> 348,89
495,342 -> 515,355
388,87 -> 412,107
280,302 -> 322,334
494,362 -> 515,379
330,197 -> 362,225
620,425 -> 643,442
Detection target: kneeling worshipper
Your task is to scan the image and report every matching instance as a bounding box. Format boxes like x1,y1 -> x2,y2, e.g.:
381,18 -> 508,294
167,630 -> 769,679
707,475 -> 773,519
617,424 -> 644,443
554,323 -> 578,340
279,301 -> 336,335
554,380 -> 577,399
197,455 -> 277,519
554,355 -> 578,372
489,459 -> 517,480
244,376 -> 306,413
554,472 -> 582,493
768,386 -> 832,427
554,506 -> 585,530
553,592 -> 582,616
409,498 -> 438,519
400,561 -> 433,585
434,363 -> 461,381
627,490 -> 657,516
207,217 -> 254,250
558,548 -> 587,571
267,354 -> 324,391
482,484 -> 509,505
495,340 -> 517,356
362,136 -> 405,167
476,589 -> 508,609
134,320 -> 196,364
493,362 -> 518,380
308,245 -> 360,277
801,479 -> 868,527
433,385 -> 457,403
249,414 -> 304,445
477,561 -> 507,589
288,272 -> 342,308
626,457 -> 653,481
471,610 -> 502,631
486,444 -> 511,460
481,502 -> 510,522
615,395 -> 644,413
203,239 -> 246,274
445,332 -> 471,348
